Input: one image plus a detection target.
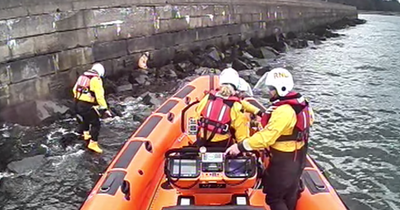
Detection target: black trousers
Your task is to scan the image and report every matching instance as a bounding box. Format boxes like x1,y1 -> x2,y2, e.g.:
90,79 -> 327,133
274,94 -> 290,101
262,144 -> 307,210
75,101 -> 101,142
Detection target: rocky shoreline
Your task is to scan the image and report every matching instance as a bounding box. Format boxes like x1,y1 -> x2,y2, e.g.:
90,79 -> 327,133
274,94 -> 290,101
0,17 -> 367,127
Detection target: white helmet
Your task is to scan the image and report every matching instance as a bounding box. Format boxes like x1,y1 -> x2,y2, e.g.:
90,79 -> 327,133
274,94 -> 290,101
238,78 -> 254,96
219,67 -> 240,90
265,68 -> 294,97
91,63 -> 105,77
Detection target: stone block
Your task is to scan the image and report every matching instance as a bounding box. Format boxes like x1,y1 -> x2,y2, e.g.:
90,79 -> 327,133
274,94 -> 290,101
0,84 -> 10,108
212,15 -> 230,26
155,5 -> 179,20
202,16 -> 215,27
49,68 -> 80,98
72,0 -> 131,11
0,65 -> 11,85
6,15 -> 56,39
27,2 -> 74,15
150,48 -> 175,68
188,17 -> 202,29
152,33 -> 177,49
240,14 -> 253,23
173,30 -> 197,45
214,5 -> 230,16
0,7 -> 28,21
56,47 -> 93,71
158,18 -> 188,33
0,41 -> 10,63
92,40 -> 127,61
58,29 -> 92,50
9,55 -> 55,83
196,27 -> 214,41
90,25 -> 122,43
8,38 -> 35,61
33,34 -> 60,55
8,79 -> 37,104
127,36 -> 156,54
84,7 -> 154,28
54,10 -> 86,32
121,21 -> 155,38
123,53 -> 141,69
0,21 -> 9,42
156,5 -> 215,19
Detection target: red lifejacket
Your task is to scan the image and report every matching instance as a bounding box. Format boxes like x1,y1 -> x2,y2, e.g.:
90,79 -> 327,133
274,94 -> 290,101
198,90 -> 241,138
261,92 -> 311,142
74,71 -> 99,99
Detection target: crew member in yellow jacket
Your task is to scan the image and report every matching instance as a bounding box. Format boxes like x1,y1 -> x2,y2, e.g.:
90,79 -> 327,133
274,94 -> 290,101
225,68 -> 315,210
194,68 -> 250,148
72,63 -> 112,154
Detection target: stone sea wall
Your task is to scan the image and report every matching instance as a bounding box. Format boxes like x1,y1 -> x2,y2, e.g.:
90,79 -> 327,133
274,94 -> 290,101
0,0 -> 357,109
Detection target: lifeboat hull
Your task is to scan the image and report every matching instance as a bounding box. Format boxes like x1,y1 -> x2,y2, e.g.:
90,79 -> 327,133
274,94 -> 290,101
80,75 -> 348,210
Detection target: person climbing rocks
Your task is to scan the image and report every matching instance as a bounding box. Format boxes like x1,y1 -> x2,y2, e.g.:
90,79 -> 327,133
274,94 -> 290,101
225,67 -> 315,210
194,68 -> 250,148
128,52 -> 151,88
72,63 -> 112,154
138,52 -> 149,70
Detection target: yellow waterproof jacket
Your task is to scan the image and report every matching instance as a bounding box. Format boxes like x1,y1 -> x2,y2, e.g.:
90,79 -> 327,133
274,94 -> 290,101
195,94 -> 250,143
240,104 -> 315,152
241,100 -> 260,115
72,72 -> 108,109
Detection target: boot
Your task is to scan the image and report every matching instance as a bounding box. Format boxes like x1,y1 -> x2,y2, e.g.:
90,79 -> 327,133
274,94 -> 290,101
83,131 -> 91,141
88,140 -> 103,154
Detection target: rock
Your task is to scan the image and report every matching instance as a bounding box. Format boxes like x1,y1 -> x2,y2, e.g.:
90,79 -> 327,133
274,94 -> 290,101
141,92 -> 162,107
313,39 -> 323,45
167,69 -> 177,78
232,58 -> 252,71
173,50 -> 194,63
311,26 -> 327,37
325,30 -> 340,38
194,67 -> 218,75
109,105 -> 124,117
286,32 -> 297,39
117,84 -> 133,93
256,66 -> 271,76
290,39 -> 309,49
0,100 -> 70,126
158,64 -> 177,78
260,47 -> 278,59
123,96 -> 135,104
103,78 -> 118,94
132,106 -> 152,123
175,61 -> 196,73
7,155 -> 46,174
249,73 -> 261,85
246,47 -> 264,59
238,70 -> 253,81
250,37 -> 267,48
353,18 -> 367,25
242,52 -> 254,59
206,46 -> 222,62
135,74 -> 149,85
301,33 -> 318,41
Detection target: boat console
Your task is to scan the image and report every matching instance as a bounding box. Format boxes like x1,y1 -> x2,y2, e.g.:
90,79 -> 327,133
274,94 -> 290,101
164,146 -> 259,205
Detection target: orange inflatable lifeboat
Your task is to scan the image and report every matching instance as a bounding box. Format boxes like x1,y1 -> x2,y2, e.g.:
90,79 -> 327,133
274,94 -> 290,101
80,75 -> 349,210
